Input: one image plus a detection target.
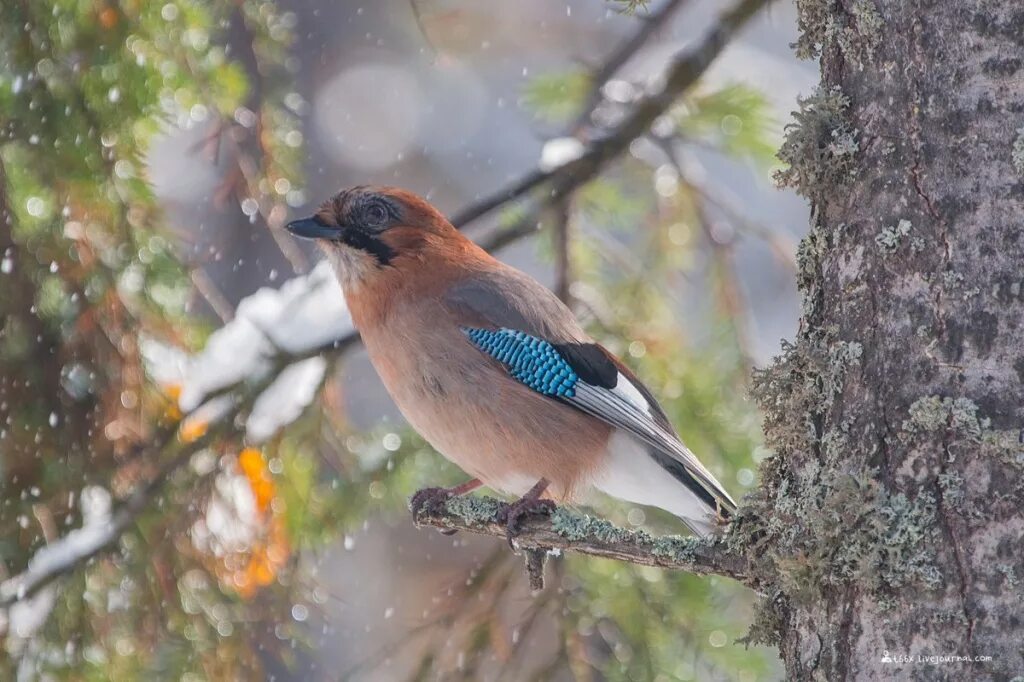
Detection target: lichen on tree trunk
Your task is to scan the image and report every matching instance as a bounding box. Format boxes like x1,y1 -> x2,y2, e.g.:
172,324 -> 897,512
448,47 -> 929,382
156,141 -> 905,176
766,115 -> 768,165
731,0 -> 1024,678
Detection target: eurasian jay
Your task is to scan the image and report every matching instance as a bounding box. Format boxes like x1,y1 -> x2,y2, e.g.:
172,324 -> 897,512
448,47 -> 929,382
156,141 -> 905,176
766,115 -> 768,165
286,186 -> 736,537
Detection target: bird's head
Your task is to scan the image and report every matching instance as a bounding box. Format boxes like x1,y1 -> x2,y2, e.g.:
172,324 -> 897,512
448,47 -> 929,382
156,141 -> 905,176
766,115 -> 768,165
286,186 -> 466,288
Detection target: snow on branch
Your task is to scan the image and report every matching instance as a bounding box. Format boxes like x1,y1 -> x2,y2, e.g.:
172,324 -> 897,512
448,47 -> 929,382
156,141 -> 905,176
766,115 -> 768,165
142,260 -> 359,444
0,424 -> 221,611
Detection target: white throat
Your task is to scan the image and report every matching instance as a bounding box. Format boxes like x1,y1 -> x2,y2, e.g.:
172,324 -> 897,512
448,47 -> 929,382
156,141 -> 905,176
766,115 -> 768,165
320,243 -> 378,290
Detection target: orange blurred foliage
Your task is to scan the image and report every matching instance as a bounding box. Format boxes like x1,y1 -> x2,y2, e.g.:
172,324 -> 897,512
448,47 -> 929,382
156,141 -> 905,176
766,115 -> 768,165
179,416 -> 209,443
227,449 -> 291,598
98,6 -> 118,29
238,448 -> 275,513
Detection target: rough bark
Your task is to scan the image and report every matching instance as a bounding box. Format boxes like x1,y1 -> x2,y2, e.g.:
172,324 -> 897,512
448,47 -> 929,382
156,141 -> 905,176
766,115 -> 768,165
731,0 -> 1024,679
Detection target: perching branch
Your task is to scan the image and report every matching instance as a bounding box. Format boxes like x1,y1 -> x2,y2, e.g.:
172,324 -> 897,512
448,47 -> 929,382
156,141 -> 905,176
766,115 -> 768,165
412,496 -> 752,588
450,0 -> 773,230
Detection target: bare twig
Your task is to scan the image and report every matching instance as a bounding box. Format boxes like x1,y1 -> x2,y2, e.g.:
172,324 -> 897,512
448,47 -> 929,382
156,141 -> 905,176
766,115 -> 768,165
697,199 -> 757,375
570,0 -> 691,134
412,497 -> 752,586
0,424 -> 221,607
223,6 -> 308,274
451,169 -> 553,229
691,180 -> 797,272
524,549 -> 548,591
449,0 -> 773,230
657,138 -> 756,373
474,211 -> 543,253
407,0 -> 440,58
552,197 -> 573,304
340,549 -> 516,679
448,0 -> 689,227
190,268 -> 235,323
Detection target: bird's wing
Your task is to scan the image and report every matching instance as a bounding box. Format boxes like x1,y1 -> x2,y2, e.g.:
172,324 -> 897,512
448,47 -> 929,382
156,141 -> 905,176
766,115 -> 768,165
444,272 -> 737,515
444,267 -> 585,343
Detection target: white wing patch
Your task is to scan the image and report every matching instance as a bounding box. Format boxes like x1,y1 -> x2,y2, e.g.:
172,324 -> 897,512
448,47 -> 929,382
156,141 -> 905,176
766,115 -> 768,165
570,380 -> 737,512
610,371 -> 655,418
592,430 -> 718,537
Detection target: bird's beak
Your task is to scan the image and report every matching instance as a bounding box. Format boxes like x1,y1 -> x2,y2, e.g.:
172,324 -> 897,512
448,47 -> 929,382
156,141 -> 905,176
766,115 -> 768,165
285,216 -> 341,240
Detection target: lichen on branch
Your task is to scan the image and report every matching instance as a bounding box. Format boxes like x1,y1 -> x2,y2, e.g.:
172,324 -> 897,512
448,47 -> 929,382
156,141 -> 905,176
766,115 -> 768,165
411,495 -> 753,587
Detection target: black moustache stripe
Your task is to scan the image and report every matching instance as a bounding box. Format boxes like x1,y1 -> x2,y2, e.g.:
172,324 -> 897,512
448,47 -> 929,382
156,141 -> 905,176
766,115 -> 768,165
342,229 -> 395,266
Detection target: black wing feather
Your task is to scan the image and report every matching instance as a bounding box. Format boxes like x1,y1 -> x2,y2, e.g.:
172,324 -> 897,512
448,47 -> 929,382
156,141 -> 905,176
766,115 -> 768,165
552,342 -> 617,389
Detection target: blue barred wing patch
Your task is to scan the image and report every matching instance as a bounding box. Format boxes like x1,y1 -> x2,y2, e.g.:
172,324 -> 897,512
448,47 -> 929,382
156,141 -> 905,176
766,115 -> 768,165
463,328 -> 578,397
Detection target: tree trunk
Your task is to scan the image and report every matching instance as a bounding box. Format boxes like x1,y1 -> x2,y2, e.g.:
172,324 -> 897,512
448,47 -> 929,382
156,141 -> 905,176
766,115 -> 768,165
730,1 -> 1024,679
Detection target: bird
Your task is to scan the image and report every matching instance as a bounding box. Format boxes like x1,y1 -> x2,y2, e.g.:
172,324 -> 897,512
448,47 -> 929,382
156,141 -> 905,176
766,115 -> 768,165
286,186 -> 736,537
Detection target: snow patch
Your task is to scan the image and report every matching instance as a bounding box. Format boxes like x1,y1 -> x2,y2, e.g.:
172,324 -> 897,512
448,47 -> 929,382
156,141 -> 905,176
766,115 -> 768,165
1,487 -> 113,643
539,137 -> 585,171
143,261 -> 351,441
246,357 -> 327,442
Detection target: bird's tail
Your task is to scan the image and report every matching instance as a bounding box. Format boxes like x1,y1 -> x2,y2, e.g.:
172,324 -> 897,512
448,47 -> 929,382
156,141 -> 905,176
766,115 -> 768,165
593,431 -> 733,538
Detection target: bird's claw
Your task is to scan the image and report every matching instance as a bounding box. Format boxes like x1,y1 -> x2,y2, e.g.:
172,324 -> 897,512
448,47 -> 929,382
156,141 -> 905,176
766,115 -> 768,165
496,497 -> 555,549
409,487 -> 453,518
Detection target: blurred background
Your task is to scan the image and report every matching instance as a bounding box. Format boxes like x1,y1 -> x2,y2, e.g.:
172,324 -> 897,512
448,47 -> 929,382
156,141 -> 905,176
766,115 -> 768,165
0,0 -> 814,679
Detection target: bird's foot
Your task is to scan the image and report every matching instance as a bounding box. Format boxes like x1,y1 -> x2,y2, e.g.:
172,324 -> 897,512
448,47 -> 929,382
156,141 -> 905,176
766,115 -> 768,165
409,487 -> 453,518
496,496 -> 555,549
410,479 -> 483,537
410,487 -> 460,535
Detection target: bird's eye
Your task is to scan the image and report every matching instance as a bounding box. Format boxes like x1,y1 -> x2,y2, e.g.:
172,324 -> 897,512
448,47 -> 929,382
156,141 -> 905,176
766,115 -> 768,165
362,200 -> 390,230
